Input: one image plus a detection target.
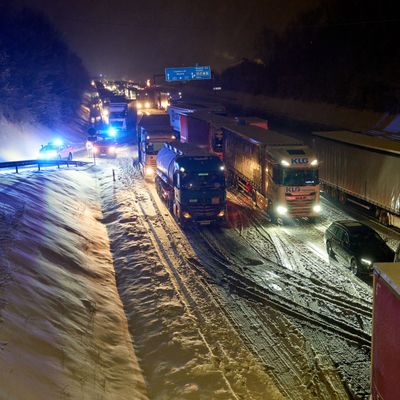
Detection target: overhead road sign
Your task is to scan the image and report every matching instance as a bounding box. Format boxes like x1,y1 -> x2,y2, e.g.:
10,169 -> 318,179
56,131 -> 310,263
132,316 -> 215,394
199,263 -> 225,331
165,66 -> 211,82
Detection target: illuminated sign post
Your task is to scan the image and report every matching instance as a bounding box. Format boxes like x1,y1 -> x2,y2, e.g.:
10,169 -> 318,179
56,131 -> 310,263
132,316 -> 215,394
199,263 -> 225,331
165,66 -> 211,82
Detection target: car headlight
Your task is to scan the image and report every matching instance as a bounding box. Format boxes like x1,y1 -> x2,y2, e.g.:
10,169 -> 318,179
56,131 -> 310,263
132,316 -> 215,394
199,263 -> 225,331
93,147 -> 98,153
109,146 -> 116,153
44,150 -> 57,158
183,212 -> 191,219
217,210 -> 225,217
145,167 -> 154,176
276,205 -> 288,215
361,258 -> 372,266
313,204 -> 322,213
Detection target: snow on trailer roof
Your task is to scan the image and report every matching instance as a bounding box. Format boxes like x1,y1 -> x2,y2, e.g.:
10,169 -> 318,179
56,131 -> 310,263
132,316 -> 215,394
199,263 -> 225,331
224,124 -> 303,146
313,130 -> 400,155
164,142 -> 211,157
142,125 -> 174,134
188,110 -> 237,125
169,100 -> 225,113
137,113 -> 170,128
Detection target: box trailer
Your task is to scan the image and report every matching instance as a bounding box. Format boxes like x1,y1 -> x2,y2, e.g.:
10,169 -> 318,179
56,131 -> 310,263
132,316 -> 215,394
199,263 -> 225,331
168,101 -> 226,133
223,125 -> 321,220
371,263 -> 400,400
313,131 -> 400,228
180,112 -> 268,158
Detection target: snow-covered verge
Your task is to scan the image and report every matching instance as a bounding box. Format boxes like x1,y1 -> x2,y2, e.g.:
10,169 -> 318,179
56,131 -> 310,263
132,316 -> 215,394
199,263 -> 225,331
0,166 -> 148,400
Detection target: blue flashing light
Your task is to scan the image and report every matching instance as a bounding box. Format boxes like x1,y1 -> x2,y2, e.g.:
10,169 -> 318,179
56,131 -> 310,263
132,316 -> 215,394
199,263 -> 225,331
108,127 -> 117,137
53,138 -> 63,146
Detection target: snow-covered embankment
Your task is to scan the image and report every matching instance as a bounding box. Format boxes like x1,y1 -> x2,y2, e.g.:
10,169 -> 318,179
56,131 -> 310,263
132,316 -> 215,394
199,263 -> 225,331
0,166 -> 147,400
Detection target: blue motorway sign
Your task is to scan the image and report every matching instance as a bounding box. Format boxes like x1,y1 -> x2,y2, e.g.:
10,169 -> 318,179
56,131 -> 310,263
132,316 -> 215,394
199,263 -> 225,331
165,66 -> 211,82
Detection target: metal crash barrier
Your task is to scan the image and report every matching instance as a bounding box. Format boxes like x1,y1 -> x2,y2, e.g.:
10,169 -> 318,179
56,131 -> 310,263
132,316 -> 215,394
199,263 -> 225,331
0,159 -> 91,173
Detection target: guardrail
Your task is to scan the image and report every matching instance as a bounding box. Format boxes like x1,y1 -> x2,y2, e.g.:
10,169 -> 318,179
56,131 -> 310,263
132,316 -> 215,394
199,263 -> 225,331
0,159 -> 91,173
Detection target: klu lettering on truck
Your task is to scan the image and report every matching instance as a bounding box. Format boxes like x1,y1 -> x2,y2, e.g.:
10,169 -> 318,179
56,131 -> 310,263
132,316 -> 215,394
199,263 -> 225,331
291,158 -> 309,165
286,187 -> 301,193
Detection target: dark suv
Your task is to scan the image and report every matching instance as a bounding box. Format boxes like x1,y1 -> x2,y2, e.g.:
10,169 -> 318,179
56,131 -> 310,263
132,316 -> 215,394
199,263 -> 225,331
325,220 -> 395,276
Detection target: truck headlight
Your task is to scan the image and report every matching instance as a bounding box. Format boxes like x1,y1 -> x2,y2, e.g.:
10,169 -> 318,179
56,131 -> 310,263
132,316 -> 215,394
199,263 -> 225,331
276,206 -> 288,215
361,258 -> 372,266
217,210 -> 225,217
313,204 -> 322,213
183,212 -> 191,219
145,167 -> 154,176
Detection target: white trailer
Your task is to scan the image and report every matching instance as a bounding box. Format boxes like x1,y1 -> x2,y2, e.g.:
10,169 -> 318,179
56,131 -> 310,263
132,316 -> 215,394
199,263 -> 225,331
313,130 -> 400,228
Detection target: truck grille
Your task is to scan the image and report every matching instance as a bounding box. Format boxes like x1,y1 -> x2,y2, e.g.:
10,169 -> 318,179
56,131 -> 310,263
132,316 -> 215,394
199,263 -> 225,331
286,198 -> 315,216
188,204 -> 220,218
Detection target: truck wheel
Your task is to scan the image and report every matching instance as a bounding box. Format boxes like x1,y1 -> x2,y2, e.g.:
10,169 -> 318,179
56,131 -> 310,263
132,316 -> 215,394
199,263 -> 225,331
350,258 -> 360,276
378,209 -> 389,226
326,241 -> 333,257
267,201 -> 277,224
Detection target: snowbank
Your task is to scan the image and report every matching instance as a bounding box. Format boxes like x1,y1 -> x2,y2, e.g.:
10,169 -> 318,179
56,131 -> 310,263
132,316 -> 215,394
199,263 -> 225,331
0,166 -> 148,400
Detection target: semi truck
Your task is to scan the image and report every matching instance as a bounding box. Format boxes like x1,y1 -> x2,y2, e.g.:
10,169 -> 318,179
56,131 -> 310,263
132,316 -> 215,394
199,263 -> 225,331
223,124 -> 321,221
180,111 -> 268,158
137,114 -> 176,179
107,99 -> 128,131
155,142 -> 226,225
313,131 -> 400,228
371,262 -> 400,399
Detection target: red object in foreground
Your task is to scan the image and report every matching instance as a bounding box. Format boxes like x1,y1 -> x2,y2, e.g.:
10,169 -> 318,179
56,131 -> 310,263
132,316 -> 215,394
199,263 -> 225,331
371,263 -> 400,400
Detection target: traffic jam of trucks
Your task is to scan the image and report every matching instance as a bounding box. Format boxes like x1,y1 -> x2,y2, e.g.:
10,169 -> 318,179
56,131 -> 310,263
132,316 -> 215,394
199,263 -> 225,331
87,84 -> 400,397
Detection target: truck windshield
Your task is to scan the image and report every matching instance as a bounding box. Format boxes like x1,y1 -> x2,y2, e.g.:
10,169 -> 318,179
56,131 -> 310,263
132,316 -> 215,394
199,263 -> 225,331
146,142 -> 164,155
180,172 -> 225,190
280,168 -> 319,186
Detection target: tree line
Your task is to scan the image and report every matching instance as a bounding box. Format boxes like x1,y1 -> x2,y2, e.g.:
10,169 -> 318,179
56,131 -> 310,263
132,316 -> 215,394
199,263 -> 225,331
0,4 -> 89,127
218,0 -> 400,112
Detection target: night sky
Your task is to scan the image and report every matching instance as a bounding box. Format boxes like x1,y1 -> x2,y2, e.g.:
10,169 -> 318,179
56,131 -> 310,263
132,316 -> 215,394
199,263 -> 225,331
17,0 -> 316,80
